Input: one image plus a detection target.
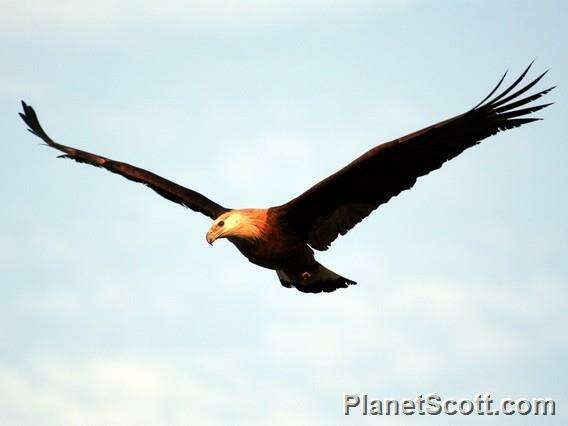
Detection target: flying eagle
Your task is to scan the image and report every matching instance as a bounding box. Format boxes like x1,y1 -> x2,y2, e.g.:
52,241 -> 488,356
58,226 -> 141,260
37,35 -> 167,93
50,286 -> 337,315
19,64 -> 554,293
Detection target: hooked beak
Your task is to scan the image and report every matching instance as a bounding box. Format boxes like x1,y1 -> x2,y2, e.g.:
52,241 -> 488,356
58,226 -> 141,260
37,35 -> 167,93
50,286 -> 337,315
206,230 -> 217,245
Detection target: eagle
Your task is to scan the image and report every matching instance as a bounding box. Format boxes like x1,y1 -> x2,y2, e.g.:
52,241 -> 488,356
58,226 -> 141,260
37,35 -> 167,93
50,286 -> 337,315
19,63 -> 554,294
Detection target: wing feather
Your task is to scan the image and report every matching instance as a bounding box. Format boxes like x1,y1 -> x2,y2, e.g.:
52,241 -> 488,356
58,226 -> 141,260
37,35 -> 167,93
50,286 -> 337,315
19,101 -> 228,220
275,65 -> 554,250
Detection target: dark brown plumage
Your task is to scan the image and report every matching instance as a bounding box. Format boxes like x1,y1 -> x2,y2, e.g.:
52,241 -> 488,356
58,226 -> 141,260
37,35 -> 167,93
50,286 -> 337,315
19,63 -> 554,294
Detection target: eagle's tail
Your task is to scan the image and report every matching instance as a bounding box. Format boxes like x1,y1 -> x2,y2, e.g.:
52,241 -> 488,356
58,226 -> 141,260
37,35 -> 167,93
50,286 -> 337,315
276,263 -> 356,294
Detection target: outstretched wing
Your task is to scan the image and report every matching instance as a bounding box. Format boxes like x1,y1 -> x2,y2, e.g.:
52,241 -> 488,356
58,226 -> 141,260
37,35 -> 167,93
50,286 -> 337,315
276,63 -> 555,250
19,101 -> 228,220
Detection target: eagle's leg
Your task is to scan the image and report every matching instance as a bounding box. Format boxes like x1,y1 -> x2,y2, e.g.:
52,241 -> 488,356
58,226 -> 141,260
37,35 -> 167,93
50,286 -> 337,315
276,263 -> 356,294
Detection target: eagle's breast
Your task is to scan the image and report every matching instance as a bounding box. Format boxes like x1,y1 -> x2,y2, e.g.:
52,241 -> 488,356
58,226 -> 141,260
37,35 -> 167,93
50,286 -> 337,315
229,208 -> 312,270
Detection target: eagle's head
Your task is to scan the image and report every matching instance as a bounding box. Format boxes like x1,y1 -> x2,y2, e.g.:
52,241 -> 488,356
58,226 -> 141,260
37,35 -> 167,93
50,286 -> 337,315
206,209 -> 267,245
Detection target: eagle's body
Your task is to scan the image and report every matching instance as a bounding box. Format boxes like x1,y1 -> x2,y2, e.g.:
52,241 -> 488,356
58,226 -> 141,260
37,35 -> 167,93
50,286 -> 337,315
225,209 -> 302,271
18,63 -> 554,293
208,208 -> 350,292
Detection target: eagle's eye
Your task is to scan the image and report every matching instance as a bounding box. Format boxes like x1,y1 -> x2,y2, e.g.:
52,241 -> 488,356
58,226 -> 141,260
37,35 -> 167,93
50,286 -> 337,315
218,220 -> 225,227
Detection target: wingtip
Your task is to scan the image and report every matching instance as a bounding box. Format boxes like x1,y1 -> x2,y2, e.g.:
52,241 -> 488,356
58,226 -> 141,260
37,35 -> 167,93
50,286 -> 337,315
526,59 -> 536,72
530,69 -> 550,86
20,100 -> 31,113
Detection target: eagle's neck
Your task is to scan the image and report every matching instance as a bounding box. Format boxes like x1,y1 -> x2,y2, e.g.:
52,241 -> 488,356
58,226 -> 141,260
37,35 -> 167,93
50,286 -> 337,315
227,208 -> 269,241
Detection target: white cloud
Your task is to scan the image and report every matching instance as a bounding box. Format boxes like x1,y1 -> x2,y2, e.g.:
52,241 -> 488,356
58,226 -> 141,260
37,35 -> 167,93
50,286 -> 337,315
0,355 -> 323,426
16,285 -> 186,317
2,0 -> 407,34
212,134 -> 315,191
3,276 -> 566,425
261,277 -> 566,390
0,358 -> 209,426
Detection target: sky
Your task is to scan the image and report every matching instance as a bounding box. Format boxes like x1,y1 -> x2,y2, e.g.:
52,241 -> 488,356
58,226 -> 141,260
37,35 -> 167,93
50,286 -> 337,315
0,0 -> 567,424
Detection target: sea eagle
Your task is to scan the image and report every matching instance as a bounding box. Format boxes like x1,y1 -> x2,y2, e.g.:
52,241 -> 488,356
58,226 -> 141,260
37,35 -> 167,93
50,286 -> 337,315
19,64 -> 554,293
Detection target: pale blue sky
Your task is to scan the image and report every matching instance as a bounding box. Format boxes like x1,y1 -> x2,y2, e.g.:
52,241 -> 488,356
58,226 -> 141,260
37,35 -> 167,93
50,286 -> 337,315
1,1 -> 567,424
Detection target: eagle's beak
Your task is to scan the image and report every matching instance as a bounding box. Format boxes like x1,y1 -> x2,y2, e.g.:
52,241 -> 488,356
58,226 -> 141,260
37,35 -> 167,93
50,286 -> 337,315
206,230 -> 217,245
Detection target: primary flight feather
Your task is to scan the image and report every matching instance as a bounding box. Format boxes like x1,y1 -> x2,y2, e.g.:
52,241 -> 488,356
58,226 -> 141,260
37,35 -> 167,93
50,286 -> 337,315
19,63 -> 554,293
